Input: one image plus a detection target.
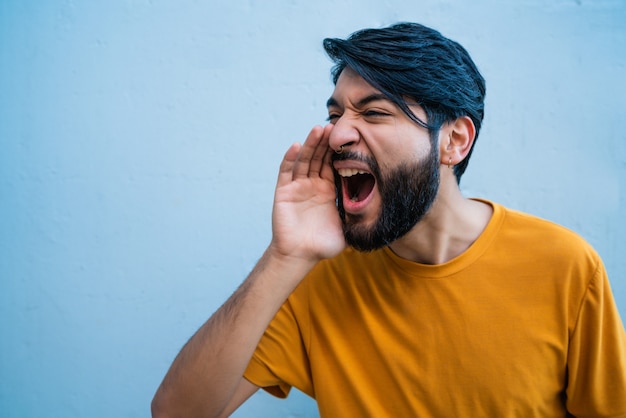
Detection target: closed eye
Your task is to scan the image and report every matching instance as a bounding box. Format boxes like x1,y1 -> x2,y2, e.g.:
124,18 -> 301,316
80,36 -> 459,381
362,110 -> 390,118
326,113 -> 341,123
326,109 -> 390,123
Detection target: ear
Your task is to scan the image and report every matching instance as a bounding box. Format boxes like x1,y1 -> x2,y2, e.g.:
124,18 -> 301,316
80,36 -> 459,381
439,116 -> 476,167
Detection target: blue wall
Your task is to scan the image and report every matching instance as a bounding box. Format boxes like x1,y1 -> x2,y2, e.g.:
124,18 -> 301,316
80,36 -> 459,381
1,1 -> 625,417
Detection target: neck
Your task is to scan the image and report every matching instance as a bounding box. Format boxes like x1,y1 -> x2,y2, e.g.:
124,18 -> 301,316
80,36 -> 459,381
388,182 -> 492,265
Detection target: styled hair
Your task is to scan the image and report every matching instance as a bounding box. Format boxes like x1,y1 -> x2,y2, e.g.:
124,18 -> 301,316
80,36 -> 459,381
323,22 -> 486,183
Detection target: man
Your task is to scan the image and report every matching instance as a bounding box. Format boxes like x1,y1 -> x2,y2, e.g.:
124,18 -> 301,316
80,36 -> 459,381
152,22 -> 626,417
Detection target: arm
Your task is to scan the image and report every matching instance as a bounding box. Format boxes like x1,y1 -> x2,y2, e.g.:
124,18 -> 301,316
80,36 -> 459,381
565,261 -> 626,417
151,124 -> 344,418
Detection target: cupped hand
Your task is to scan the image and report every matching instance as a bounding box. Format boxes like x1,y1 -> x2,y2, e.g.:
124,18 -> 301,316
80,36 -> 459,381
270,124 -> 346,263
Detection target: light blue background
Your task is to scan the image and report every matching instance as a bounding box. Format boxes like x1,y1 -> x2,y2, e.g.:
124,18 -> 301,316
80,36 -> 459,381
1,1 -> 625,417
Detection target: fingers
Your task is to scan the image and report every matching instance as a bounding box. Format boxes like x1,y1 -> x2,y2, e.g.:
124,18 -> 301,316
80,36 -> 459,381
276,142 -> 302,188
292,126 -> 323,179
292,124 -> 333,179
277,125 -> 334,188
319,142 -> 335,182
309,124 -> 334,179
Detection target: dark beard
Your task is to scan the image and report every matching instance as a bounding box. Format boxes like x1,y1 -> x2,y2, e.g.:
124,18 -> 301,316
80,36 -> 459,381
333,145 -> 440,252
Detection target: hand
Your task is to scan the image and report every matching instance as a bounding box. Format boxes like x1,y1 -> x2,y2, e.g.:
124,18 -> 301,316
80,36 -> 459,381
270,124 -> 346,263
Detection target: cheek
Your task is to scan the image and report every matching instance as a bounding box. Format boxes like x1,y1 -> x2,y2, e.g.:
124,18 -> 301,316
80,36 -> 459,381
372,125 -> 432,166
376,146 -> 428,174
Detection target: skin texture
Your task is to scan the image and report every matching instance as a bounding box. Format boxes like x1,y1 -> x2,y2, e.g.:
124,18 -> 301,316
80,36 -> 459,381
151,70 -> 492,418
327,69 -> 491,264
328,69 -> 441,251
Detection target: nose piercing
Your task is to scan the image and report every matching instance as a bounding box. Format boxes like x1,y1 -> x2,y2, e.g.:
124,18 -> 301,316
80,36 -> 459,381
335,145 -> 344,154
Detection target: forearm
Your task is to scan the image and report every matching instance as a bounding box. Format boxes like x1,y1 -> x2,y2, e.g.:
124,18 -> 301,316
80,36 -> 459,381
152,124 -> 341,417
151,248 -> 316,418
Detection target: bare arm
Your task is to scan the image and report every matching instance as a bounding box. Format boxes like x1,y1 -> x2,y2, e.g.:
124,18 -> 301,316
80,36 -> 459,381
151,124 -> 344,418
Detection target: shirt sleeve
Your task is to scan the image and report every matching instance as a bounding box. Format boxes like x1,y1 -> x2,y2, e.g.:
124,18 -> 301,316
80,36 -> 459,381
243,294 -> 314,399
566,259 -> 626,417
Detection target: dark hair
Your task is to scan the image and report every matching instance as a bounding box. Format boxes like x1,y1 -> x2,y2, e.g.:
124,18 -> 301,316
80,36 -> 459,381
323,22 -> 486,183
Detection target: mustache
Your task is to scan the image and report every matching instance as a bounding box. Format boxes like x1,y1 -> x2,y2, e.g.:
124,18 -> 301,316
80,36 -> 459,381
331,150 -> 376,167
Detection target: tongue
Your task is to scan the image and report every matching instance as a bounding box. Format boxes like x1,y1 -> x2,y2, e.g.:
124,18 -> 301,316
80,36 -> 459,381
348,173 -> 375,202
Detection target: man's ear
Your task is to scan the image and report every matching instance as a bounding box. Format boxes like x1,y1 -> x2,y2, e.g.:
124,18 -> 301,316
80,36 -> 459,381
439,116 -> 476,167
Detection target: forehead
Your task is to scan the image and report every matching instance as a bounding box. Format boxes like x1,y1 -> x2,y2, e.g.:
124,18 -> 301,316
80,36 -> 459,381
326,68 -> 427,121
327,68 -> 388,105
335,68 -> 377,91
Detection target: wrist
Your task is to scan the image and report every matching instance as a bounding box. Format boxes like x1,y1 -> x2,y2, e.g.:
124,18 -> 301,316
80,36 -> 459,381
263,244 -> 320,281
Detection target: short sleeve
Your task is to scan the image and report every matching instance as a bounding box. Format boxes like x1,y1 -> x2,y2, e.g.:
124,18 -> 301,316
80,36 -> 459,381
566,260 -> 626,417
243,295 -> 314,399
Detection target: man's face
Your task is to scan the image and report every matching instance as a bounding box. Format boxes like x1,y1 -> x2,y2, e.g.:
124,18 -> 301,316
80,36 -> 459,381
327,69 -> 440,251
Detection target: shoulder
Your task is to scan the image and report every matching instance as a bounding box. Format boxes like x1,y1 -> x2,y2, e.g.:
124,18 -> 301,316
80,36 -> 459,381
500,204 -> 591,245
292,248 -> 390,299
309,247 -> 387,284
488,201 -> 602,272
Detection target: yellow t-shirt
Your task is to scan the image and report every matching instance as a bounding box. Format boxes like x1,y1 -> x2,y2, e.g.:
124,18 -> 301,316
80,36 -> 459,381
244,201 -> 626,417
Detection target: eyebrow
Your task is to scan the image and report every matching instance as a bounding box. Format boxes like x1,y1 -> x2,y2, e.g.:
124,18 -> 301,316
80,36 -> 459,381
326,93 -> 392,109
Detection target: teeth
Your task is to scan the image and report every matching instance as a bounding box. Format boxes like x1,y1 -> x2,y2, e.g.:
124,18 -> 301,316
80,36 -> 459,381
337,168 -> 367,177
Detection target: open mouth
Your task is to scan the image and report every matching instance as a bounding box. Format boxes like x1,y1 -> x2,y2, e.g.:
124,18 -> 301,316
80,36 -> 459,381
337,168 -> 376,203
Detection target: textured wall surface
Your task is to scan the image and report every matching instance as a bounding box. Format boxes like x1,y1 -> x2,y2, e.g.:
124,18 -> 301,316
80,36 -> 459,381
1,1 -> 625,417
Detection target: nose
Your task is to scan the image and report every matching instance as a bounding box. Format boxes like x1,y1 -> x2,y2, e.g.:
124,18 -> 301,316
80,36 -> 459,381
328,115 -> 360,153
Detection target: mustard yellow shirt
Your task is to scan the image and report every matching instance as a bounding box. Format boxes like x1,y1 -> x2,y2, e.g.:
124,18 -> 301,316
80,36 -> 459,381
244,201 -> 626,417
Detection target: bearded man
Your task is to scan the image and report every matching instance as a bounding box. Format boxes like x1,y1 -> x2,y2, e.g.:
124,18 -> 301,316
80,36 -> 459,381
152,22 -> 626,418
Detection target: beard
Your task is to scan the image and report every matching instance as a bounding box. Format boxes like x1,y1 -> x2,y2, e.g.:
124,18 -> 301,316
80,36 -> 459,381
333,144 -> 440,252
